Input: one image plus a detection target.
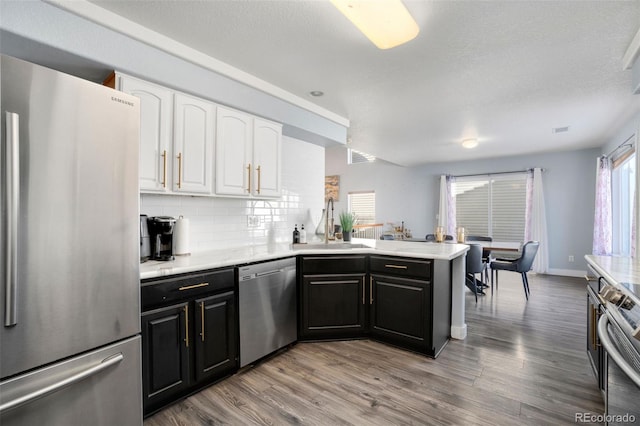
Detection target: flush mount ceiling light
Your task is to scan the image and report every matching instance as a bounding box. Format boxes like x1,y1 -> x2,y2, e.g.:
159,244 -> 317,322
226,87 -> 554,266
309,90 -> 324,97
462,138 -> 478,149
330,0 -> 420,50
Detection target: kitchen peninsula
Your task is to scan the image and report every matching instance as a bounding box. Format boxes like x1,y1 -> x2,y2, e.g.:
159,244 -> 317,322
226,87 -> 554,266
140,239 -> 470,340
139,239 -> 468,414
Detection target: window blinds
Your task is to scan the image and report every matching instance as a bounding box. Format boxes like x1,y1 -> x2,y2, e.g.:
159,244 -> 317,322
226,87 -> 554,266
454,175 -> 527,242
348,191 -> 375,224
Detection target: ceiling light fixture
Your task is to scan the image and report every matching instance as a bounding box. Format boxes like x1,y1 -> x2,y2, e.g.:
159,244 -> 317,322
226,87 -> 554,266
309,91 -> 324,97
330,0 -> 420,50
462,138 -> 478,149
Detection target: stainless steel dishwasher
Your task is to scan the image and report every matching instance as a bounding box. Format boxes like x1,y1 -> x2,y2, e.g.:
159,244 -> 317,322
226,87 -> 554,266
238,257 -> 297,367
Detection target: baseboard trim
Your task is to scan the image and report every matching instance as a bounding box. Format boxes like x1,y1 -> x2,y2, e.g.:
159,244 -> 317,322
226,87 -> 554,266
450,324 -> 467,340
543,268 -> 586,277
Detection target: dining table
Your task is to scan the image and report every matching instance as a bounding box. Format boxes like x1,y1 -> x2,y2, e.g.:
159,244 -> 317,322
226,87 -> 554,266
473,241 -> 522,252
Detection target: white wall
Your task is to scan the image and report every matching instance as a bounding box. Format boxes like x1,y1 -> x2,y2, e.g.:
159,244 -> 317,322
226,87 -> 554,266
326,146 -> 599,275
142,136 -> 325,251
325,149 -> 428,238
601,112 -> 639,156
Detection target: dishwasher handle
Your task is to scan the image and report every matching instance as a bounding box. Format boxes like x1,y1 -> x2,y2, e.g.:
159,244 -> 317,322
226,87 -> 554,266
239,268 -> 284,281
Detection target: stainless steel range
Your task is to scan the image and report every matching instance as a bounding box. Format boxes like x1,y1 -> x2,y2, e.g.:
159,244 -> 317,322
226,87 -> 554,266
598,281 -> 640,425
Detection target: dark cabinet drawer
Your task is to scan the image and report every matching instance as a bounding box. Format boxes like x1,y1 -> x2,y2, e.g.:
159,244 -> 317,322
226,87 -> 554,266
370,256 -> 431,280
141,268 -> 235,312
301,255 -> 367,275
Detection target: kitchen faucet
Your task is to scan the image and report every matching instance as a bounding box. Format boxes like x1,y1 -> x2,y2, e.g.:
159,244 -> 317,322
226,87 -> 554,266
325,197 -> 335,244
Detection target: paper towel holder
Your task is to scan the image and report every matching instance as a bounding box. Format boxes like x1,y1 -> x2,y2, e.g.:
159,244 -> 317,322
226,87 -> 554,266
174,215 -> 191,256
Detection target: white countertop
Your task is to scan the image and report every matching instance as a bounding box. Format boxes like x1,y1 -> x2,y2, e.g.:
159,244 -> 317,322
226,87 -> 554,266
585,254 -> 640,303
140,239 -> 470,280
585,255 -> 640,285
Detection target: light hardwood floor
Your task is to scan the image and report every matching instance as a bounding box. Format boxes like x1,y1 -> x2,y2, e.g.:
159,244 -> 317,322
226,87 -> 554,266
145,272 -> 604,425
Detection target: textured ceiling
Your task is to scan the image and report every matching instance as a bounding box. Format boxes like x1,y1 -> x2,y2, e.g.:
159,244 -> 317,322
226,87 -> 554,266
88,0 -> 640,166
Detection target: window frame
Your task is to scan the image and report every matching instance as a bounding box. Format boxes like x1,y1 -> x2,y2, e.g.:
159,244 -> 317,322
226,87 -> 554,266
454,172 -> 528,241
611,149 -> 636,256
347,190 -> 376,225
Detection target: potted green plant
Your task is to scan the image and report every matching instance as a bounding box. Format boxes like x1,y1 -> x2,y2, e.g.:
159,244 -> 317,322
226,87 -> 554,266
339,211 -> 357,242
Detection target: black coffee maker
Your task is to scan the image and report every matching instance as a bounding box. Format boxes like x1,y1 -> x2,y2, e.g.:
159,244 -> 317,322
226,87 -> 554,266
148,216 -> 176,261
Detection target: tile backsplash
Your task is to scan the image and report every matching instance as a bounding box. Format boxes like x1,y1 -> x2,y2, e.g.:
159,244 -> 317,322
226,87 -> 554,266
141,136 -> 325,252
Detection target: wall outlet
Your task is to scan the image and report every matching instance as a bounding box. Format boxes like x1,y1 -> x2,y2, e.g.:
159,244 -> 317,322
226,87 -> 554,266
568,255 -> 574,262
247,216 -> 260,227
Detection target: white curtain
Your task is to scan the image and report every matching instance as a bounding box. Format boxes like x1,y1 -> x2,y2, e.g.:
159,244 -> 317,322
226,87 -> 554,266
438,175 -> 456,236
593,156 -> 612,255
524,168 -> 549,273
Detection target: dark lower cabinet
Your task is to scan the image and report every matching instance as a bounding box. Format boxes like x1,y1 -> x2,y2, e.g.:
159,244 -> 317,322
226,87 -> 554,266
370,274 -> 431,353
369,255 -> 450,357
141,268 -> 237,416
587,286 -> 604,391
141,303 -> 190,412
301,274 -> 367,338
194,291 -> 237,382
299,255 -> 368,339
299,254 -> 451,358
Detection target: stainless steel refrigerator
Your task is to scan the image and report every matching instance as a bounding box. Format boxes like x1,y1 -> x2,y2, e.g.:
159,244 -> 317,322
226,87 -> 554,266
0,55 -> 143,425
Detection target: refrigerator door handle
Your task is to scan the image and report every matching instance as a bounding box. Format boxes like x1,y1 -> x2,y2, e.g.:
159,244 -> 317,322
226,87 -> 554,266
0,353 -> 124,414
4,111 -> 19,327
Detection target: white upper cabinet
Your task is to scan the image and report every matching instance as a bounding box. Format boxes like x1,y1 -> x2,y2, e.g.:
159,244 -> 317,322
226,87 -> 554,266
117,74 -> 282,199
215,107 -> 252,196
118,75 -> 173,193
216,107 -> 282,198
253,118 -> 282,197
173,93 -> 214,194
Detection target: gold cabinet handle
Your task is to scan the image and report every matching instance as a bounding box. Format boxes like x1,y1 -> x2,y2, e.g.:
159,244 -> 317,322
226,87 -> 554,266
246,163 -> 252,193
177,152 -> 182,189
183,305 -> 189,348
161,150 -> 167,188
385,264 -> 408,269
200,301 -> 205,342
178,282 -> 209,291
591,305 -> 601,348
370,276 -> 373,304
256,165 -> 261,194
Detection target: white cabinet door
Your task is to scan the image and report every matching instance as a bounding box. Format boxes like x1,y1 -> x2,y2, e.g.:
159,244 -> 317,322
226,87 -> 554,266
253,118 -> 282,197
216,107 -> 252,196
119,75 -> 172,193
173,93 -> 214,194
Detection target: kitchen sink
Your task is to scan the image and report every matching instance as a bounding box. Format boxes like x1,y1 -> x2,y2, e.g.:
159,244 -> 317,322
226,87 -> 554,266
291,243 -> 370,250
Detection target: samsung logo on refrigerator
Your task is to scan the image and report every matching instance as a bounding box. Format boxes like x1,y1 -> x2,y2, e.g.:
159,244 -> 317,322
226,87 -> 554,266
111,96 -> 135,107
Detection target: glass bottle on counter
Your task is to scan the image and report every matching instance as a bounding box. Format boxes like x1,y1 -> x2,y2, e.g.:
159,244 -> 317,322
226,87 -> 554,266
293,224 -> 300,244
299,224 -> 307,244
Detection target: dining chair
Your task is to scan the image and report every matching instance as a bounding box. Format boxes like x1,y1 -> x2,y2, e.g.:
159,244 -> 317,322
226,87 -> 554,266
425,234 -> 454,241
490,241 -> 540,300
465,244 -> 485,303
466,235 -> 493,289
